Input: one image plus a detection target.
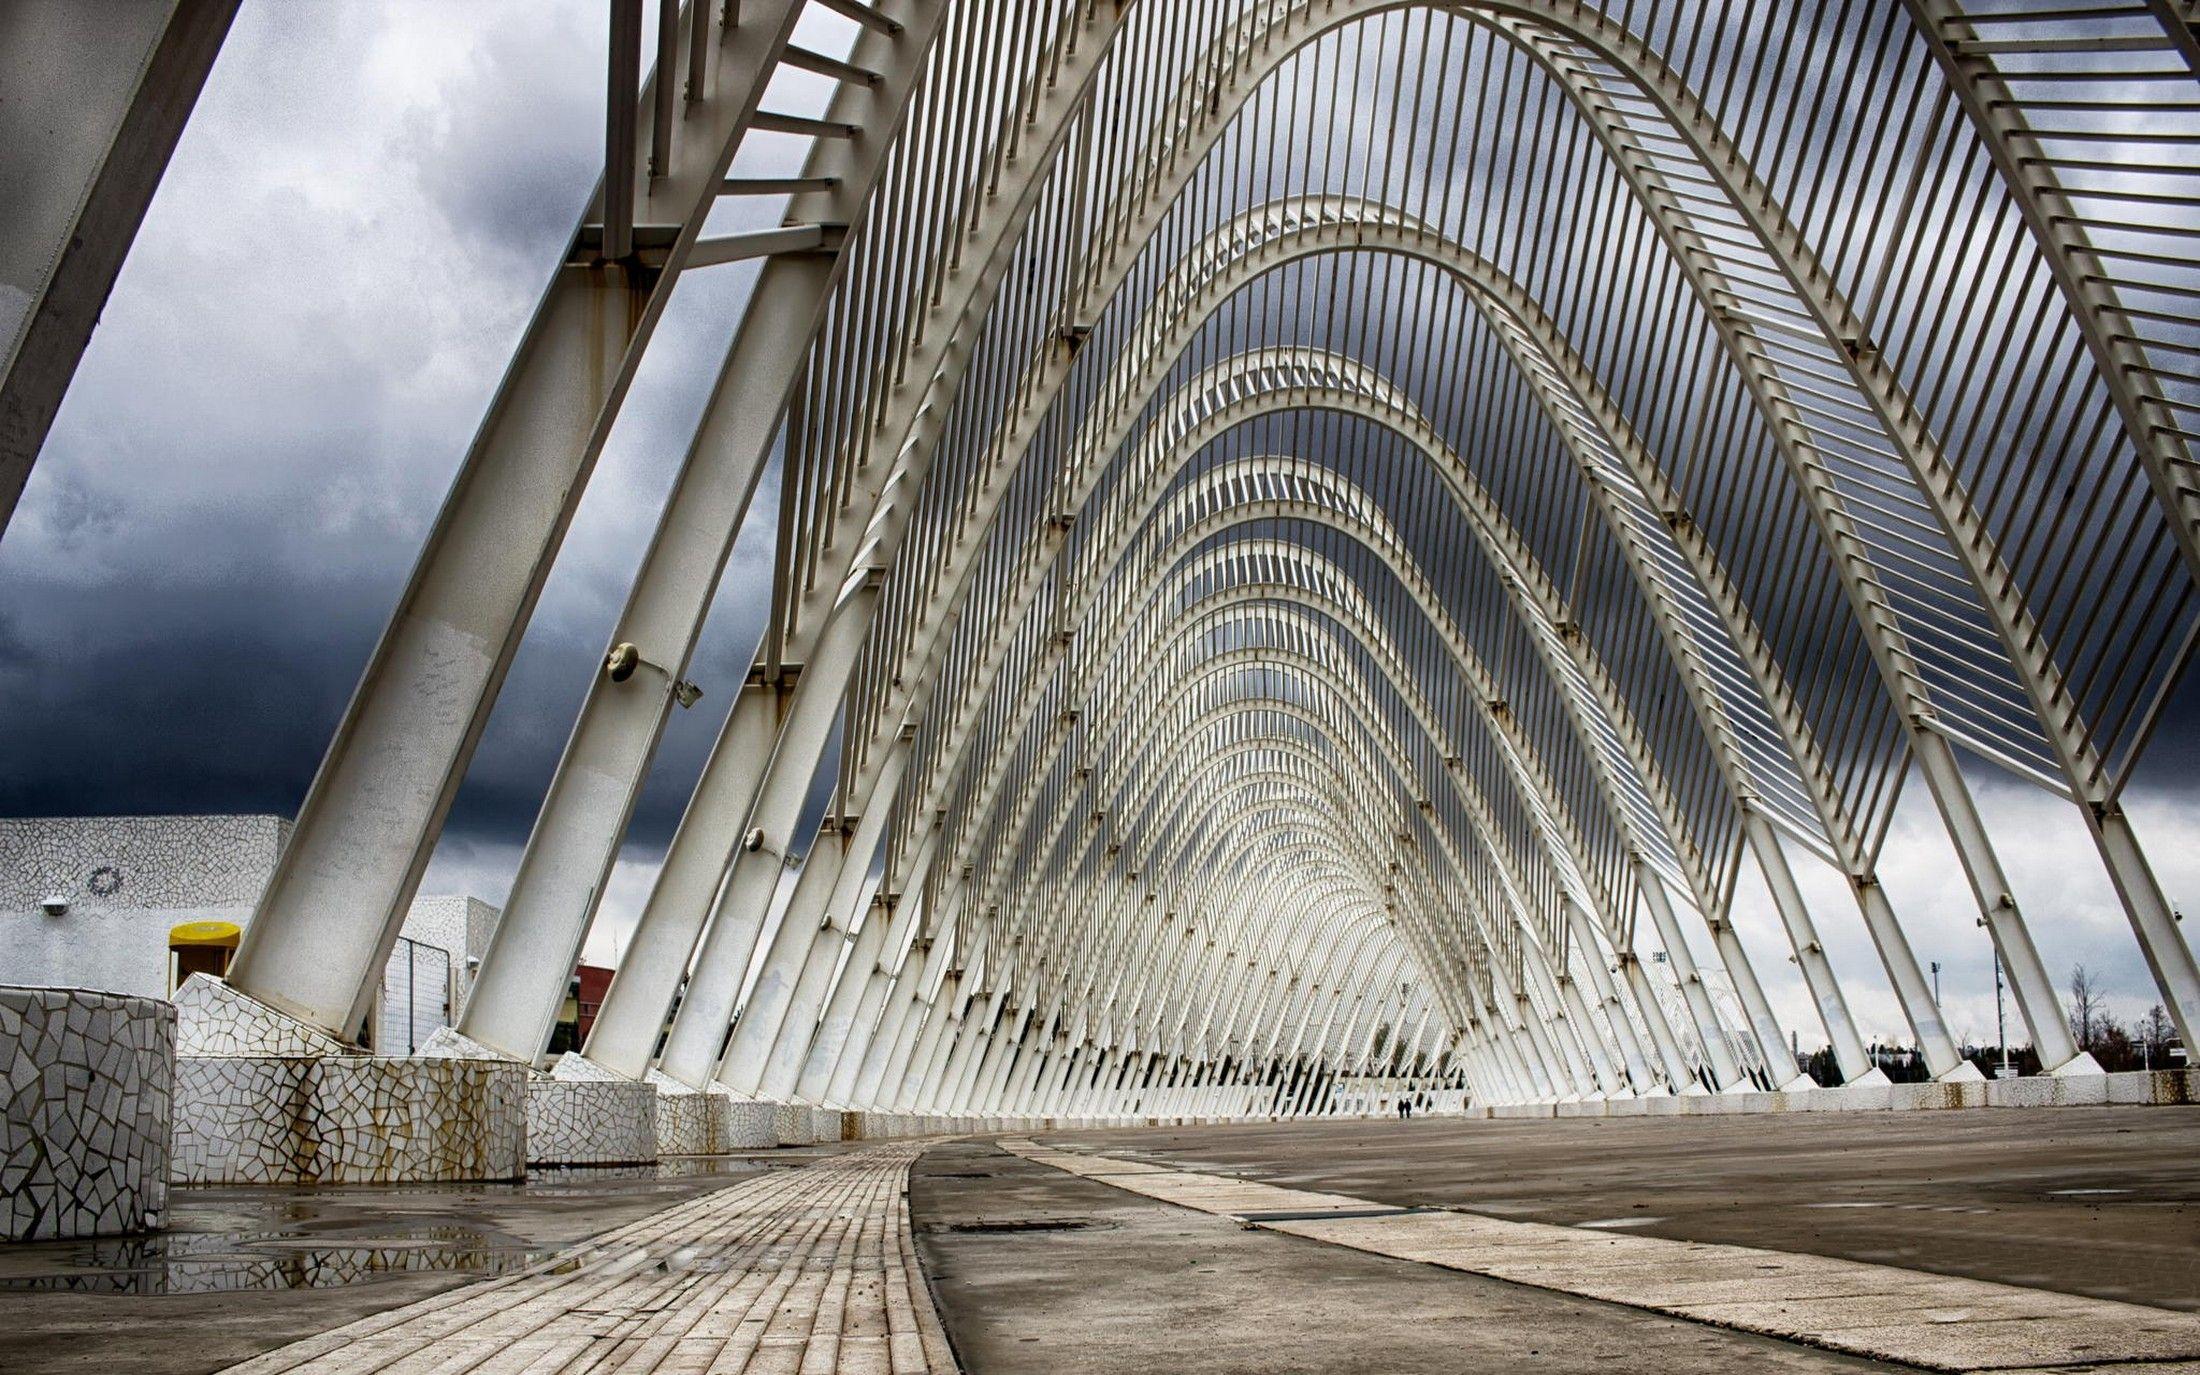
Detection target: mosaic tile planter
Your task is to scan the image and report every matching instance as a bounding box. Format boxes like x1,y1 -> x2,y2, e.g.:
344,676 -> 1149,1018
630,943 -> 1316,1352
527,1079 -> 657,1166
172,1055 -> 525,1184
1,987 -> 174,1240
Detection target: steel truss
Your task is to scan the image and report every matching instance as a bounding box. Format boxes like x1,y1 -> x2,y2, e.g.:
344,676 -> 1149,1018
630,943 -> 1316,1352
217,0 -> 2200,1111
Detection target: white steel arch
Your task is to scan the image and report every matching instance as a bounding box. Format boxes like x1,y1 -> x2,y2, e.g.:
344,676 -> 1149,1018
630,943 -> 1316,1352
191,1 -> 2200,1115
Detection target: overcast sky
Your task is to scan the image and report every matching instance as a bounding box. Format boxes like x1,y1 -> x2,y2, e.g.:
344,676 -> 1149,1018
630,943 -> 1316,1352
4,3 -> 2199,1046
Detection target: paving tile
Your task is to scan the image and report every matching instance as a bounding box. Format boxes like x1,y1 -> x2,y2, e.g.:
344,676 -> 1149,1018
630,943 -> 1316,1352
218,1143 -> 955,1375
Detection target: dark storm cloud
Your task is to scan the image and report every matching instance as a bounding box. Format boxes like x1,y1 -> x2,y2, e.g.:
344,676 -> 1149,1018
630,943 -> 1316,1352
0,1 -> 795,872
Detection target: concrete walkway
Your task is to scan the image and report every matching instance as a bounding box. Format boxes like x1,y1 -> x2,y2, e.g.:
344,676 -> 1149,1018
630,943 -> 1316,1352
912,1138 -> 1904,1374
1001,1135 -> 2200,1373
219,1143 -> 957,1375
1043,1109 -> 2200,1311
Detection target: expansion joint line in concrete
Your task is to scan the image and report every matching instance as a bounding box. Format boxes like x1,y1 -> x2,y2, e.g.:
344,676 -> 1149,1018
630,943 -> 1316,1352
217,1143 -> 958,1375
997,1139 -> 2200,1374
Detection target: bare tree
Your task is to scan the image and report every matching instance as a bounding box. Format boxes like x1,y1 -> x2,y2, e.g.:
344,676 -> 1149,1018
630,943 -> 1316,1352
2140,1003 -> 2176,1067
2069,964 -> 2107,1051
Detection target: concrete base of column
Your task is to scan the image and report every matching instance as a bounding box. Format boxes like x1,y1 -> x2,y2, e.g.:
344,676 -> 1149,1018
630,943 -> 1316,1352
175,974 -> 346,1057
175,1053 -> 524,1184
646,1075 -> 719,1154
2,986 -> 174,1240
526,1078 -> 658,1166
2046,1051 -> 2107,1077
530,1054 -> 658,1165
174,977 -> 524,1185
772,1101 -> 813,1146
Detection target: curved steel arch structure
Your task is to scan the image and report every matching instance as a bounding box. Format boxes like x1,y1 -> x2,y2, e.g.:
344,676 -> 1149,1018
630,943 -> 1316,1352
215,0 -> 2200,1113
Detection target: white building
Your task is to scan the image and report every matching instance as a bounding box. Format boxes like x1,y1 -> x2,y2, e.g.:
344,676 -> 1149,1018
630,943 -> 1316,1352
0,815 -> 496,1053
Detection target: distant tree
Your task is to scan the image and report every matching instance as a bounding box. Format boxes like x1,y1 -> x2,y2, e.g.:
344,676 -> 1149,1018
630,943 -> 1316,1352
2069,964 -> 2108,1051
2140,1004 -> 2176,1068
2095,1018 -> 2137,1072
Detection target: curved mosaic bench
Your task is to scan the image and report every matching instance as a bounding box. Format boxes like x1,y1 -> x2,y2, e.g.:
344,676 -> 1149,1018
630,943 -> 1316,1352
1,986 -> 174,1240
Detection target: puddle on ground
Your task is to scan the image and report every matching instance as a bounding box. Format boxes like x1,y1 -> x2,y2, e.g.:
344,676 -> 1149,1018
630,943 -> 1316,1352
0,1226 -> 554,1295
0,1157 -> 776,1295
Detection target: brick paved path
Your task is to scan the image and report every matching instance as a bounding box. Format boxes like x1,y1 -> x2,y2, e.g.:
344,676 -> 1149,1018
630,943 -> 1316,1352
224,1143 -> 956,1375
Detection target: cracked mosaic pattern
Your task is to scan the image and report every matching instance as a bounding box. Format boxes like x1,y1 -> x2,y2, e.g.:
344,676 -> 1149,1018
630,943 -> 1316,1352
772,1102 -> 814,1146
722,1095 -> 777,1150
1,987 -> 173,1241
0,815 -> 287,914
174,974 -> 347,1057
513,1054 -> 782,1155
415,1025 -> 506,1062
651,1087 -> 718,1155
173,1055 -> 525,1184
527,1080 -> 657,1165
549,1050 -> 620,1082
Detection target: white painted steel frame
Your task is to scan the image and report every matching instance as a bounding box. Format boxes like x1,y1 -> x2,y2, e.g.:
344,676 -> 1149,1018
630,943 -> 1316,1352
206,0 -> 2200,1111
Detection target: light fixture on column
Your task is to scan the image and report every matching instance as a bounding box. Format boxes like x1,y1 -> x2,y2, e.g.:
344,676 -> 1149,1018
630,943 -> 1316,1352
606,641 -> 703,707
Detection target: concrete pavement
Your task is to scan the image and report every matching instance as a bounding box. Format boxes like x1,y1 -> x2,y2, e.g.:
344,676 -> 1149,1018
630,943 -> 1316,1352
910,1138 -> 1905,1374
1038,1108 -> 2200,1311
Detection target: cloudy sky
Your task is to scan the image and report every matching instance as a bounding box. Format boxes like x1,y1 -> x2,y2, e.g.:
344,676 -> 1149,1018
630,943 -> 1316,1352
4,2 -> 2198,1049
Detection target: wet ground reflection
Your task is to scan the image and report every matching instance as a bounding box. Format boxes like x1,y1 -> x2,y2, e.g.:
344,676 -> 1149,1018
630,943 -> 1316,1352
0,1155 -> 775,1294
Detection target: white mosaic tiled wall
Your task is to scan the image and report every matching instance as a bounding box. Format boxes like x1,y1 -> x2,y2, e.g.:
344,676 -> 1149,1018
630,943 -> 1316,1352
0,815 -> 288,914
1,987 -> 173,1240
526,1080 -> 657,1165
3,816 -> 286,996
2,815 -> 493,1025
640,1070 -> 769,1154
172,1055 -> 525,1184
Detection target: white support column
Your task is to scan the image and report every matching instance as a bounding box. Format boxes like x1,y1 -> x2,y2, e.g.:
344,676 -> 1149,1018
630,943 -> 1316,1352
465,0 -> 941,1067
893,977 -> 958,1111
653,590 -> 879,1087
1,0 -> 238,538
804,881 -> 923,1104
234,1 -> 806,1039
913,980 -> 976,1112
974,1003 -> 1032,1112
734,717 -> 915,1095
865,935 -> 949,1108
1635,861 -> 1747,1089
1617,954 -> 1697,1093
583,678 -> 781,1077
792,895 -> 889,1103
1910,734 -> 2088,1071
745,740 -> 912,1100
1558,894 -> 1658,1092
1744,811 -> 1877,1085
953,993 -> 1014,1111
1525,938 -> 1615,1098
